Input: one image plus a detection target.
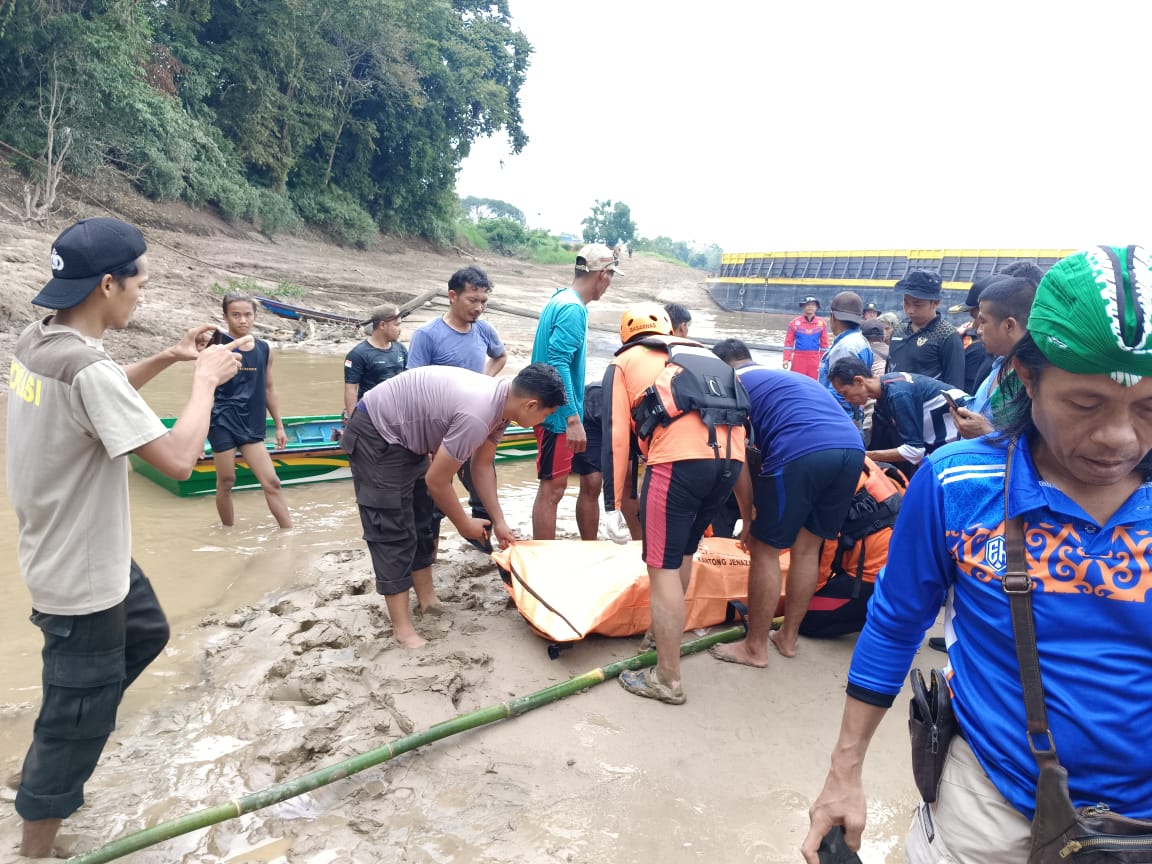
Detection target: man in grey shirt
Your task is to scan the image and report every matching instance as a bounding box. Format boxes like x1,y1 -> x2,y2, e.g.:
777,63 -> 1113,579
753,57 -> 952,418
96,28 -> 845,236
341,363 -> 566,649
7,217 -> 244,858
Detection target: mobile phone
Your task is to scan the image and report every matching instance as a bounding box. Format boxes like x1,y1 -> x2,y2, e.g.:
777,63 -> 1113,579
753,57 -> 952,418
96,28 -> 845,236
941,391 -> 960,411
817,826 -> 862,864
209,330 -> 232,346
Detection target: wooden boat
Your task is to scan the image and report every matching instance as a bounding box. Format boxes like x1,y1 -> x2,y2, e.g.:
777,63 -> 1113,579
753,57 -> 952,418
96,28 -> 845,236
256,296 -> 367,326
130,415 -> 539,497
708,248 -> 1074,319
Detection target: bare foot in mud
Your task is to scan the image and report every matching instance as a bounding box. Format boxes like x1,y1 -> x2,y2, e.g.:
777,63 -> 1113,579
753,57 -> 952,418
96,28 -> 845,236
394,630 -> 428,650
710,641 -> 770,668
769,629 -> 797,658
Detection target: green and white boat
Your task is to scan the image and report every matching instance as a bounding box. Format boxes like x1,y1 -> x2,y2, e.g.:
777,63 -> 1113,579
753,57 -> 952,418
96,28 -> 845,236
130,415 -> 538,497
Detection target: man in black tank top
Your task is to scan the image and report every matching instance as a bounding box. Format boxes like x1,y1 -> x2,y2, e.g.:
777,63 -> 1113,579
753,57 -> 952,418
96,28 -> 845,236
207,294 -> 293,529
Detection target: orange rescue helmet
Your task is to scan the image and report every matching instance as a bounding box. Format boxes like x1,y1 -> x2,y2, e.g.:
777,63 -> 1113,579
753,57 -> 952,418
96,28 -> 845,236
619,303 -> 673,344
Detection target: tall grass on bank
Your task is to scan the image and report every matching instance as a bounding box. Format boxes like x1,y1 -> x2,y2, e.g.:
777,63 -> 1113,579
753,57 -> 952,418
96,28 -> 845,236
210,277 -> 306,299
454,218 -> 575,266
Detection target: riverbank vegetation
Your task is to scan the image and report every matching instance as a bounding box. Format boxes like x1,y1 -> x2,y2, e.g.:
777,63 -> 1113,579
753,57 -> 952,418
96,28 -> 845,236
0,0 -> 529,245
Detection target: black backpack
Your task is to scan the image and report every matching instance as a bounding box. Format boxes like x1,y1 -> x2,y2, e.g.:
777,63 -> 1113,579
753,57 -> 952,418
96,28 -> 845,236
618,336 -> 751,473
828,460 -> 906,597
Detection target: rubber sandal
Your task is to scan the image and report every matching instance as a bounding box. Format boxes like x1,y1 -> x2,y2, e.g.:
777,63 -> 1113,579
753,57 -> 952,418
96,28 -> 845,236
618,668 -> 686,705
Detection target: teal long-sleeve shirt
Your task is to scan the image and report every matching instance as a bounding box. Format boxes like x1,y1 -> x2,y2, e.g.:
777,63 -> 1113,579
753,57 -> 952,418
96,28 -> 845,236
531,287 -> 586,433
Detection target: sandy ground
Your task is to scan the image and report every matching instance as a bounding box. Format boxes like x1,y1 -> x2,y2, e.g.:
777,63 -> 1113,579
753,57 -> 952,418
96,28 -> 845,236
0,181 -> 927,863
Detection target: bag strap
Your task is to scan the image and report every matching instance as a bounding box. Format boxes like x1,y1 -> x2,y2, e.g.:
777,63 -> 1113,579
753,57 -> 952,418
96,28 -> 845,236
1002,441 -> 1061,769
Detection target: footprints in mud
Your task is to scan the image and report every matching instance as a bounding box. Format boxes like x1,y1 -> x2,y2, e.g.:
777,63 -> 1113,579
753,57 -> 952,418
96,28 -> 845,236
320,548 -> 365,568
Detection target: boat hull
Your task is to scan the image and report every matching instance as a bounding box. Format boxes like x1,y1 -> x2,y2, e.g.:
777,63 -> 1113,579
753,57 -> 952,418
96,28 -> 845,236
256,296 -> 365,326
130,415 -> 539,497
709,248 -> 1073,320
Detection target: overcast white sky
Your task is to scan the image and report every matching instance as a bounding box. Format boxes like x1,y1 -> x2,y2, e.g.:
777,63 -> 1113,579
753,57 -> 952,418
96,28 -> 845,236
456,1 -> 1149,254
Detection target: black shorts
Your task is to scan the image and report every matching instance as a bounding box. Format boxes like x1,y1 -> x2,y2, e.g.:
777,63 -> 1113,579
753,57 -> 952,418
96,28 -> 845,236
751,448 -> 864,549
640,458 -> 740,569
342,410 -> 435,595
207,424 -> 264,453
571,418 -> 602,476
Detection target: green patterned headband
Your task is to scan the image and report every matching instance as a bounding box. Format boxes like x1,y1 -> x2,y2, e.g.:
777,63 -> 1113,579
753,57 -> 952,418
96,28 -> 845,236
1028,245 -> 1152,385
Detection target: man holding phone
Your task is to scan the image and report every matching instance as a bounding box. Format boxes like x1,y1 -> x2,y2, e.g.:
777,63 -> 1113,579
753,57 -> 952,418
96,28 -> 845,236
828,357 -> 968,476
7,217 -> 246,857
950,275 -> 1038,439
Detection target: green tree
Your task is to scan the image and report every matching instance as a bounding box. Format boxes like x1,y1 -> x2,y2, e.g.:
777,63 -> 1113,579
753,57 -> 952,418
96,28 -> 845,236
0,0 -> 533,243
476,216 -> 526,255
632,236 -> 718,271
581,199 -> 636,246
461,195 -> 525,225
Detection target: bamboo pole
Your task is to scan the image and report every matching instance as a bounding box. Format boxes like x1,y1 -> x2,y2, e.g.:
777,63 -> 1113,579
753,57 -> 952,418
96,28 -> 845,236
423,296 -> 787,353
67,624 -> 747,864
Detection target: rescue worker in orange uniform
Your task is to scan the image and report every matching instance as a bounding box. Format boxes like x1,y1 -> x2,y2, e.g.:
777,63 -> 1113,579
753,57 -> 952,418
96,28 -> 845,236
601,304 -> 749,704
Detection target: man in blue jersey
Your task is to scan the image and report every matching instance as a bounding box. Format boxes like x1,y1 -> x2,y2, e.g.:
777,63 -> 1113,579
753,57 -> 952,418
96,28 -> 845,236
208,293 -> 292,529
710,339 -> 864,663
829,357 -> 967,477
803,246 -> 1152,863
530,243 -> 619,539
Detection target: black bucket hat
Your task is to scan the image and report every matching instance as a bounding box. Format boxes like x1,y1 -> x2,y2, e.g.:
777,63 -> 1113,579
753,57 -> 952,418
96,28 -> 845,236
895,269 -> 943,301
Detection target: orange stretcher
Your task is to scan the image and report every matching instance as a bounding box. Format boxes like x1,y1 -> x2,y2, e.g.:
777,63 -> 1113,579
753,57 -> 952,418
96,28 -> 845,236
491,537 -> 793,643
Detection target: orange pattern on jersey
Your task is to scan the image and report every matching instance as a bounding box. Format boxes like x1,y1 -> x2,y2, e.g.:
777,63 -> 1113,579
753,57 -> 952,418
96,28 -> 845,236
949,521 -> 1152,602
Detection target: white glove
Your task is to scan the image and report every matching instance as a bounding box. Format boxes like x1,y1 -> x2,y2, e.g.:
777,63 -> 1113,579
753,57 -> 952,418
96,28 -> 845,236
606,510 -> 631,544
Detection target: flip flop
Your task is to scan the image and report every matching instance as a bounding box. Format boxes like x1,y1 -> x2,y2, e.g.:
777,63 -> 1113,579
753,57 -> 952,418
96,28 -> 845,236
618,668 -> 686,705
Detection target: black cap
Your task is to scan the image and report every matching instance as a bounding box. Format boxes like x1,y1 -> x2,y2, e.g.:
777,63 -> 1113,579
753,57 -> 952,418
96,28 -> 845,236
33,218 -> 147,310
894,269 -> 943,301
799,295 -> 821,308
860,319 -> 886,341
948,274 -> 1010,314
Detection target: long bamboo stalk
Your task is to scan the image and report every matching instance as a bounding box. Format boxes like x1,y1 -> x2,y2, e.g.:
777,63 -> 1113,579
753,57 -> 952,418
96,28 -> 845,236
424,295 -> 787,353
68,624 -> 747,864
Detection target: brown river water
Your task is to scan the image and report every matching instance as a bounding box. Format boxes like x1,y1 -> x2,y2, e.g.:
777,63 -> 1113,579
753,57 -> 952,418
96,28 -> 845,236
0,308 -> 791,774
0,308 -> 924,864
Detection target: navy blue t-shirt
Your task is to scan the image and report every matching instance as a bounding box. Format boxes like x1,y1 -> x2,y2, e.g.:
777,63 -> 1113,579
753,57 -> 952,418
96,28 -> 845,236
736,364 -> 863,474
874,371 -> 965,454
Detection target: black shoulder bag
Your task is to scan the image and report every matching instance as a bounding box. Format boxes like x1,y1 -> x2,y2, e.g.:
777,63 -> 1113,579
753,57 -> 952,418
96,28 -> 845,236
1003,442 -> 1152,863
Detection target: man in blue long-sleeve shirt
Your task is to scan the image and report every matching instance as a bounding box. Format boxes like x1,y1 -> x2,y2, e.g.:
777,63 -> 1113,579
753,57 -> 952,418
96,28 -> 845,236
802,245 -> 1152,864
530,243 -> 619,538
